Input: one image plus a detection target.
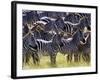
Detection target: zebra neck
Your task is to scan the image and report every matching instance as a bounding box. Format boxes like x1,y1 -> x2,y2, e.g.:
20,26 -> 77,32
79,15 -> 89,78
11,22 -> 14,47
36,39 -> 52,43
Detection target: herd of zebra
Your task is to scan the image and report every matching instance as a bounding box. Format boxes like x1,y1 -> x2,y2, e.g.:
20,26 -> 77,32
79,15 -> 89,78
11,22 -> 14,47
23,10 -> 91,66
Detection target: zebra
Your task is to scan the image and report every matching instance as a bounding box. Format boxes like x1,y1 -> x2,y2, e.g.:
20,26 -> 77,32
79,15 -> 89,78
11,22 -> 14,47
22,23 -> 40,65
22,11 -> 91,64
30,22 -> 55,41
23,22 -> 63,65
23,11 -> 40,25
38,11 -> 66,19
33,16 -> 60,36
23,33 -> 40,65
64,13 -> 91,31
22,22 -> 58,65
32,32 -> 63,65
75,13 -> 91,31
55,17 -> 66,32
64,13 -> 81,24
63,17 -> 90,38
64,13 -> 90,23
57,29 -> 85,62
78,31 -> 91,62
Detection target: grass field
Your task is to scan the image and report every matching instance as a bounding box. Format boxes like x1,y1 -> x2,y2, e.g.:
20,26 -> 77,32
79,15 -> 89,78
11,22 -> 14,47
23,52 -> 90,69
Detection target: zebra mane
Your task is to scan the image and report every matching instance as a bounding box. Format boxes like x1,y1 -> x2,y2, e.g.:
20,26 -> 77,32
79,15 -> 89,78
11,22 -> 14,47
64,16 -> 87,26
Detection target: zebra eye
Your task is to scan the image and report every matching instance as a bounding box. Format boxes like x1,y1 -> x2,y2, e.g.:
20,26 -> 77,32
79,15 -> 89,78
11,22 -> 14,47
60,43 -> 63,47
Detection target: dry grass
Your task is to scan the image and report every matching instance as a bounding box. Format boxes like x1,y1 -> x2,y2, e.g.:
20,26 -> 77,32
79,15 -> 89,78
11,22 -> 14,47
23,52 -> 90,69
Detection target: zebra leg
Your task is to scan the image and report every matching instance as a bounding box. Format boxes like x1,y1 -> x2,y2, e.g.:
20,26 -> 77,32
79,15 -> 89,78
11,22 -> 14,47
23,53 -> 25,64
25,52 -> 30,64
31,51 -> 40,65
22,53 -> 26,68
73,54 -> 76,62
72,53 -> 75,62
82,54 -> 85,61
50,54 -> 56,65
66,54 -> 70,62
88,54 -> 90,62
67,54 -> 72,63
35,52 -> 40,65
78,54 -> 81,62
74,53 -> 80,62
85,53 -> 90,63
67,54 -> 69,63
31,53 -> 36,65
53,54 -> 56,64
82,53 -> 87,62
65,54 -> 68,62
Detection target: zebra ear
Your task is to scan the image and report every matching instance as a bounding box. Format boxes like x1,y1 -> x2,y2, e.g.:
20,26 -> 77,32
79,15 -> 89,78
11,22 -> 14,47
85,33 -> 90,41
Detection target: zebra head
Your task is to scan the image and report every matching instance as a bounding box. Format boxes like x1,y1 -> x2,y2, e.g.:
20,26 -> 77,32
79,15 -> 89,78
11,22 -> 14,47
27,33 -> 38,51
72,29 -> 86,46
83,31 -> 91,45
79,17 -> 90,31
52,32 -> 64,48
